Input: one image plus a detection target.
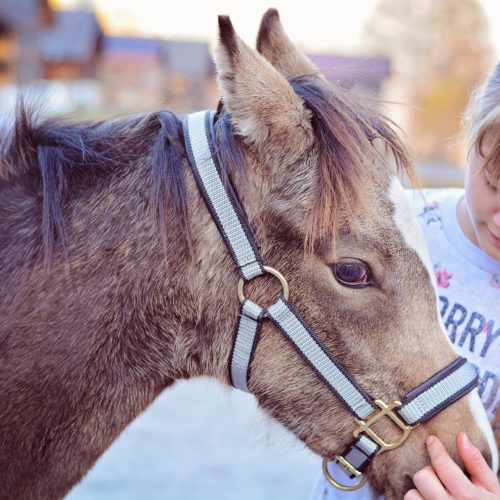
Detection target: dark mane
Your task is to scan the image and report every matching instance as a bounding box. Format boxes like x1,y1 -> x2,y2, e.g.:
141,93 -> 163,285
0,76 -> 415,263
0,105 -> 187,263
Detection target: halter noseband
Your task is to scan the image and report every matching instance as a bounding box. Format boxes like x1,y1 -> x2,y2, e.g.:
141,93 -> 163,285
183,110 -> 478,491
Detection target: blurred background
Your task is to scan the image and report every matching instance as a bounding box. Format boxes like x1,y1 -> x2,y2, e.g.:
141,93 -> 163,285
1,0 -> 499,181
1,1 -> 498,498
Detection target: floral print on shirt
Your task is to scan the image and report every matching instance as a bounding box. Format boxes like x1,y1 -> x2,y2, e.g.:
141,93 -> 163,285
419,200 -> 442,226
434,262 -> 453,288
486,271 -> 500,290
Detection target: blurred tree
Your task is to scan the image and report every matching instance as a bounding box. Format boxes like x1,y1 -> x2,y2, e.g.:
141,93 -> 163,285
363,0 -> 494,165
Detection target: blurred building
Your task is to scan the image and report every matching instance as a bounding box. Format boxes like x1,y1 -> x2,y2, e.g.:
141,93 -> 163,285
0,3 -> 101,82
0,0 -> 53,83
98,36 -> 214,114
0,17 -> 15,85
160,39 -> 215,111
98,36 -> 165,113
40,9 -> 102,80
0,4 -> 103,118
0,3 -> 391,118
308,54 -> 391,96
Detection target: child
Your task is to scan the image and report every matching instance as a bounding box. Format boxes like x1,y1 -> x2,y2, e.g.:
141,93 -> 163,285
311,63 -> 500,499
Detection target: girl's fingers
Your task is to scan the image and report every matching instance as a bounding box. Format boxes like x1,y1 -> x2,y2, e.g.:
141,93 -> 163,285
412,465 -> 449,499
456,432 -> 500,493
424,435 -> 472,496
403,489 -> 425,500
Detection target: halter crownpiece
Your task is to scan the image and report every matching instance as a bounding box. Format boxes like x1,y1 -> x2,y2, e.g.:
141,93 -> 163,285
183,110 -> 479,491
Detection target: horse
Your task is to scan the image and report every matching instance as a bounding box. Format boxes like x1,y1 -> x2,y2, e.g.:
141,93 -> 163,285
0,9 -> 497,499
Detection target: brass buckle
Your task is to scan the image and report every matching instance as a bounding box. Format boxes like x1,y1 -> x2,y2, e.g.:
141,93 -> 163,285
322,456 -> 367,491
322,400 -> 415,491
353,399 -> 414,453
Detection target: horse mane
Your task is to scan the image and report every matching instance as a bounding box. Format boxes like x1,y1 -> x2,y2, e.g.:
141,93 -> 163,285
0,76 -> 415,263
0,104 -> 188,262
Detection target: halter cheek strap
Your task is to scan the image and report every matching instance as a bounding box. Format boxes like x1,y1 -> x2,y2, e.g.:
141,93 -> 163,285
183,110 -> 479,491
183,110 -> 264,281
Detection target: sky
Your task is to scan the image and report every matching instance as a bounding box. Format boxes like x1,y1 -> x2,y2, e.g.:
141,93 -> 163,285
51,0 -> 500,57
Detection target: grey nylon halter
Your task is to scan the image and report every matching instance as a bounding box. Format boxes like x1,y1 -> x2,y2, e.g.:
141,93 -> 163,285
183,110 -> 479,491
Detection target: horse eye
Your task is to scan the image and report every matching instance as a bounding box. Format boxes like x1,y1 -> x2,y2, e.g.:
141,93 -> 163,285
332,260 -> 372,288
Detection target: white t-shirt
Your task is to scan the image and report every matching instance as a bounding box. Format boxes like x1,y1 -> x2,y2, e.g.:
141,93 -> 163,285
310,188 -> 500,500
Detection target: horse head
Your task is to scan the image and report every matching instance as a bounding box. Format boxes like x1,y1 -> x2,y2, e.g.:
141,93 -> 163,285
0,8 -> 497,500
201,9 -> 498,497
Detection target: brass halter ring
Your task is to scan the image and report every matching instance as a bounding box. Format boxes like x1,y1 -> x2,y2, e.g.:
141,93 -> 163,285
322,457 -> 367,491
237,266 -> 289,304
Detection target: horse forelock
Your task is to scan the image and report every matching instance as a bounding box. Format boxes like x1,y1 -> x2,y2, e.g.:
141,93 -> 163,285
211,76 -> 417,251
288,76 -> 416,247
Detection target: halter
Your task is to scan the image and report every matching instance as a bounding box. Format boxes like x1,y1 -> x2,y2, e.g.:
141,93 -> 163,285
183,110 -> 479,491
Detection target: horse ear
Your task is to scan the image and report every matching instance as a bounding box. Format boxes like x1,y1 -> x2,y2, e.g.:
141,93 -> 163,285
215,15 -> 313,157
256,9 -> 322,80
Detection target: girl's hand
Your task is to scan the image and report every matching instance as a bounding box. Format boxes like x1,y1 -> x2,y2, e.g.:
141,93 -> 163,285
404,432 -> 500,499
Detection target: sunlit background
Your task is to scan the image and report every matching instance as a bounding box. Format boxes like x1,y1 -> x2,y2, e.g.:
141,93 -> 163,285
1,1 -> 499,498
1,0 -> 499,183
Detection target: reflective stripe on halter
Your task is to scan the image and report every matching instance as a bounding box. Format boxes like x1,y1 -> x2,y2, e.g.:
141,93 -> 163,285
182,110 -> 479,488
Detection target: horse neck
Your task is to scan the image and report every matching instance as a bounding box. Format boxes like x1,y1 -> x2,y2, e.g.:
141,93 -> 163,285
74,156 -> 239,384
0,118 -> 241,498
1,141 -> 237,380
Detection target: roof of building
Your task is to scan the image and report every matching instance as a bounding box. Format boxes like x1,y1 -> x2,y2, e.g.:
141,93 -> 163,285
0,0 -> 52,31
102,36 -> 163,55
39,10 -> 102,63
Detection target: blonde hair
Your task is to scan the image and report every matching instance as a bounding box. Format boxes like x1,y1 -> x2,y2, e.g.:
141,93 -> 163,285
463,62 -> 500,180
